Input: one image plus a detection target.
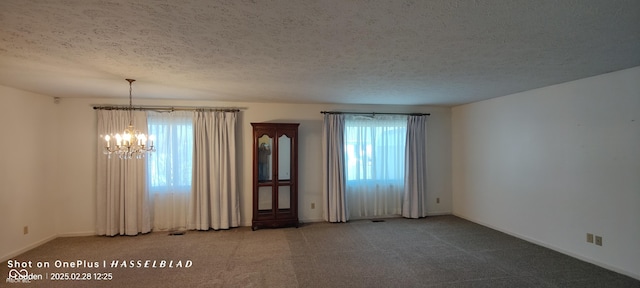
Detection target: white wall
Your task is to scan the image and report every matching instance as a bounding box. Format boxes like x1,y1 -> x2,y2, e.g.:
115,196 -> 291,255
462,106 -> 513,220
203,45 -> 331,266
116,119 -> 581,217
54,99 -> 451,229
0,87 -> 59,261
1,90 -> 452,261
452,66 -> 640,279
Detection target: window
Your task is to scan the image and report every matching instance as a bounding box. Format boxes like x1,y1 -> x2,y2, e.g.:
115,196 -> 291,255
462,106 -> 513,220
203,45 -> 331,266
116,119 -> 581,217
344,114 -> 407,218
147,112 -> 193,194
344,115 -> 407,184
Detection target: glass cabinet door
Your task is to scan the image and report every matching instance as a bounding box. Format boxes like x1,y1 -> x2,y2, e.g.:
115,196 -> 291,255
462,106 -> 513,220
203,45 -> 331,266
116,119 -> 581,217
277,134 -> 292,212
278,135 -> 291,180
258,134 -> 273,182
278,185 -> 291,211
258,186 -> 273,213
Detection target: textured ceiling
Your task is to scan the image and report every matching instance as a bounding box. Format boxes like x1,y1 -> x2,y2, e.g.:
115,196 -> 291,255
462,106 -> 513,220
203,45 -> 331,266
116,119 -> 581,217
0,0 -> 639,106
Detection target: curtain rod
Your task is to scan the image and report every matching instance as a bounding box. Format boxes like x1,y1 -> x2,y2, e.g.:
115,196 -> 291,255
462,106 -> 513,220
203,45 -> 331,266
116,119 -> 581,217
93,105 -> 243,112
320,111 -> 430,116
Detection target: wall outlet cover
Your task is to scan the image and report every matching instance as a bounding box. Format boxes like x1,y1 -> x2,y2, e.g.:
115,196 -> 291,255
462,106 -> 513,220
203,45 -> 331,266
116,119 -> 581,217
595,236 -> 603,246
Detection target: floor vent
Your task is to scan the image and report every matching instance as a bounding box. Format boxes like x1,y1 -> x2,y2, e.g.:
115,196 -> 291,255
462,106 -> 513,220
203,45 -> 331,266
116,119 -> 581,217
371,219 -> 385,223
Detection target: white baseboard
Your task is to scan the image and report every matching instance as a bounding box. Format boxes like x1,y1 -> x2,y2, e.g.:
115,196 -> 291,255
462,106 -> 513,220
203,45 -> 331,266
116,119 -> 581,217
299,218 -> 325,224
302,213 -> 452,223
1,231 -> 96,262
58,231 -> 96,237
240,218 -> 326,227
1,234 -> 57,263
427,211 -> 452,216
453,213 -> 640,281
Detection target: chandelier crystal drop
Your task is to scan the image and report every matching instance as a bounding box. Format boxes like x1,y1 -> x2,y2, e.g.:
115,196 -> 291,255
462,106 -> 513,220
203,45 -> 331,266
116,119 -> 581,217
103,79 -> 155,159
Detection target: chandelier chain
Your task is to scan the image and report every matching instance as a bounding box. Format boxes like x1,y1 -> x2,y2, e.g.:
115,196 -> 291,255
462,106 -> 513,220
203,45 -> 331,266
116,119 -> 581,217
127,79 -> 135,125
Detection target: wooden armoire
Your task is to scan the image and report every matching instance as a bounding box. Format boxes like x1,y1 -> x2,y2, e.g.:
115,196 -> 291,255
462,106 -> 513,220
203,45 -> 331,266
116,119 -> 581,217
251,123 -> 299,230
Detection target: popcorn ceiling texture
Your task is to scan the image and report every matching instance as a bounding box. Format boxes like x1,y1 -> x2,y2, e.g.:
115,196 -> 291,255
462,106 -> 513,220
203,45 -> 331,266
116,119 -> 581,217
0,0 -> 639,105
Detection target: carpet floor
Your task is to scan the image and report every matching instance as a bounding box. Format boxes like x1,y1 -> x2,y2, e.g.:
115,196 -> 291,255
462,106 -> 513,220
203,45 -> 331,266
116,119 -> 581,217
1,216 -> 638,287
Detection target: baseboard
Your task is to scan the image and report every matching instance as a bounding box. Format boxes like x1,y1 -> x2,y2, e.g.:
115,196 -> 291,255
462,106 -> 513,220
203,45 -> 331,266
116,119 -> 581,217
453,213 -> 640,281
1,231 -> 96,262
241,218 -> 326,227
299,218 -> 325,224
426,211 -> 452,216
240,212 -> 453,226
58,231 -> 96,237
301,214 -> 452,223
0,234 -> 57,263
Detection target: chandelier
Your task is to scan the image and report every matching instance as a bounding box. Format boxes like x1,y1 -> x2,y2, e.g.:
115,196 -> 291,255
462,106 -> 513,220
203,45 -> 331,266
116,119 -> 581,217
103,79 -> 155,159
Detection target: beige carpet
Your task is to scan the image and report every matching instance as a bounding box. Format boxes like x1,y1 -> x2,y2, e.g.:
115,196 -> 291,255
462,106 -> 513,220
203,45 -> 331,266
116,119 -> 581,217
1,216 -> 638,287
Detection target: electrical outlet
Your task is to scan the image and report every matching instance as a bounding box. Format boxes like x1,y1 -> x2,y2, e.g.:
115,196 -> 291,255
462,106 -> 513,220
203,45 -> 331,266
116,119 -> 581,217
311,203 -> 315,209
595,236 -> 603,246
436,197 -> 440,204
23,226 -> 28,235
586,233 -> 594,243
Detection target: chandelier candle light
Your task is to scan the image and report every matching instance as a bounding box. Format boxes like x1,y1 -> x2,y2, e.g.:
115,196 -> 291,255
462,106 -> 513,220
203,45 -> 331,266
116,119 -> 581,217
103,79 -> 155,159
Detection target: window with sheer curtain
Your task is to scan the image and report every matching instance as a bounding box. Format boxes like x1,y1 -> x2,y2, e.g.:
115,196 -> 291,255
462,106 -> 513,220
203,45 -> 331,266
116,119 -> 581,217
97,109 -> 239,234
344,114 -> 407,219
146,111 -> 193,231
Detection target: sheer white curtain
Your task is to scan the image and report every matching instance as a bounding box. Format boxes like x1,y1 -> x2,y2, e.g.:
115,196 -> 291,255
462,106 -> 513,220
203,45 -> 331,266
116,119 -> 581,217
146,111 -> 193,231
322,114 -> 348,222
96,110 -> 151,236
345,114 -> 407,219
403,115 -> 428,218
189,111 -> 239,230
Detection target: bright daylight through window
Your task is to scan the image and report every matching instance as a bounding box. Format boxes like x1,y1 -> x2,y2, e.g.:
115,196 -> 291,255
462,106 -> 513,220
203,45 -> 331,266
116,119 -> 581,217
344,115 -> 407,185
146,112 -> 193,194
343,114 -> 408,219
